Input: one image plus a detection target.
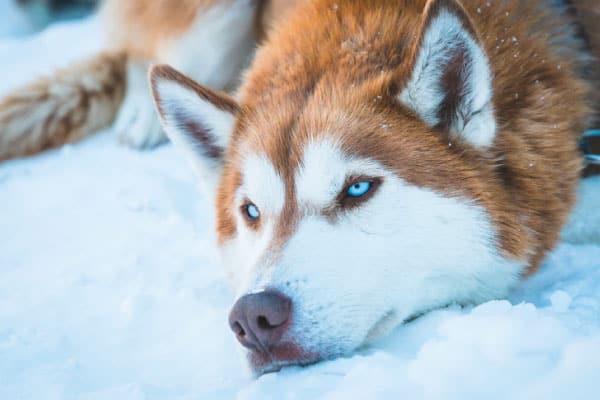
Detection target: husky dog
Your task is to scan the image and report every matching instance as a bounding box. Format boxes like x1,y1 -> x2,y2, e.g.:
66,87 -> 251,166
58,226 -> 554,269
0,0 -> 599,376
149,0 -> 598,374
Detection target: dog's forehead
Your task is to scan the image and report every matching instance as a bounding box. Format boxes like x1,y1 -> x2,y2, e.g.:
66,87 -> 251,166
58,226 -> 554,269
295,140 -> 383,206
295,140 -> 348,206
239,139 -> 384,210
240,153 -> 286,214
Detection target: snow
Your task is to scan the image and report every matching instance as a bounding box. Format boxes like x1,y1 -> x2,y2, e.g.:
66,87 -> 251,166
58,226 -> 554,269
0,12 -> 105,96
0,1 -> 35,38
1,15 -> 600,400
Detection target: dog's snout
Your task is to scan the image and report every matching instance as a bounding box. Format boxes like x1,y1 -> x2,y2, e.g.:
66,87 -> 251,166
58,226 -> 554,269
228,290 -> 291,351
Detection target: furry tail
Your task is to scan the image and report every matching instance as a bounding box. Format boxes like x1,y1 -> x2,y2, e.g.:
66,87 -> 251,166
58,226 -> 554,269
0,51 -> 127,161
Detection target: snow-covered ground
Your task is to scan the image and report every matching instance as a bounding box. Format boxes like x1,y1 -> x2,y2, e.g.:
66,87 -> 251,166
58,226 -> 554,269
0,1 -> 35,38
1,11 -> 600,400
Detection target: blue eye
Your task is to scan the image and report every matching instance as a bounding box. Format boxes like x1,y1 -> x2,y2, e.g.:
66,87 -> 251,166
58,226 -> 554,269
347,181 -> 372,197
245,203 -> 260,220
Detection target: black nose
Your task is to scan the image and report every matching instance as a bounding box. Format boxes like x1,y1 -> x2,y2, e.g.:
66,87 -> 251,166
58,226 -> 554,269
228,290 -> 292,352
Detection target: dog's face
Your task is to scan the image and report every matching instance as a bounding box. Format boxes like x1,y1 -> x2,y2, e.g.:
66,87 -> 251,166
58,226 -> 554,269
151,0 -> 526,375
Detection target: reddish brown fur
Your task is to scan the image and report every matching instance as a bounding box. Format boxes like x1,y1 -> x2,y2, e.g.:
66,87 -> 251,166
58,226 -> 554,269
215,0 -> 597,274
257,0 -> 303,42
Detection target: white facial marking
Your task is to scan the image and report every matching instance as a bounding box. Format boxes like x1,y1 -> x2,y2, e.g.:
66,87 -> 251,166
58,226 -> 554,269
399,8 -> 496,147
266,171 -> 524,355
240,154 -> 286,217
222,142 -> 525,364
221,220 -> 278,297
220,154 -> 286,293
295,140 -> 381,208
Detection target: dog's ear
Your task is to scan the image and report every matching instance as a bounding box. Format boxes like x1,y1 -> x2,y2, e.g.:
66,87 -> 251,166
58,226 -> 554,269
398,0 -> 495,147
150,65 -> 239,189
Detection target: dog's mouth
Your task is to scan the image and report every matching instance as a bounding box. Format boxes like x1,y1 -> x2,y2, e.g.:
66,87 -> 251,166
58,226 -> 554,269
247,342 -> 322,375
244,311 -> 405,375
247,311 -> 428,375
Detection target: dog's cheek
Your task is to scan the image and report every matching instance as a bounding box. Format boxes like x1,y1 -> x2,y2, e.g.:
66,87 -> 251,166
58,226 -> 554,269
219,215 -> 280,296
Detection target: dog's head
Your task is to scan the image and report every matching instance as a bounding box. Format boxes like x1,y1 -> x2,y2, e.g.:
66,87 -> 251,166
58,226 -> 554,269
150,0 -> 527,375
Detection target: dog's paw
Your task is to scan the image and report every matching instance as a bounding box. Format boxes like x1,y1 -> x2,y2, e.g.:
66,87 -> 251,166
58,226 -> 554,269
114,60 -> 168,149
114,93 -> 167,149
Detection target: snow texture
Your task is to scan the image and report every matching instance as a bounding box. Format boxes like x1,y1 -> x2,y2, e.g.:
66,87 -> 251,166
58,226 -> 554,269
0,1 -> 35,38
1,14 -> 599,400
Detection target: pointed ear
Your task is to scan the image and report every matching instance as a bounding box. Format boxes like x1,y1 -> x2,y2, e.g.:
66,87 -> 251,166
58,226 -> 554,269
149,65 -> 239,188
399,0 -> 495,147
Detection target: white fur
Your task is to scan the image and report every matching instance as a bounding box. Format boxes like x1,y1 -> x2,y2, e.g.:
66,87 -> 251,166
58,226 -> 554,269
222,140 -> 524,362
221,154 -> 285,294
399,9 -> 496,147
241,154 -> 286,216
159,1 -> 258,91
115,60 -> 167,149
222,217 -> 277,297
153,79 -> 235,191
296,139 -> 382,208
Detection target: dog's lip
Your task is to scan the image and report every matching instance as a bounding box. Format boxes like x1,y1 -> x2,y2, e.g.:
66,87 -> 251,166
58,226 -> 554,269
247,342 -> 321,375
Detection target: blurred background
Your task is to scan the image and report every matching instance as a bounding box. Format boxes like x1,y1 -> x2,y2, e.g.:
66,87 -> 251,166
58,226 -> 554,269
0,0 -> 99,37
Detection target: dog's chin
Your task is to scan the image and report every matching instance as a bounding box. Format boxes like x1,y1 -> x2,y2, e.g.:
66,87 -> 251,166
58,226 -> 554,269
247,342 -> 322,376
246,314 -> 402,376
